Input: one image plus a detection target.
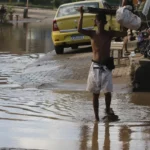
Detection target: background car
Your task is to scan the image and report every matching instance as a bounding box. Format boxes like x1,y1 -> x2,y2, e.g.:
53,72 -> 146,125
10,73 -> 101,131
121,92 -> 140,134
52,0 -> 121,54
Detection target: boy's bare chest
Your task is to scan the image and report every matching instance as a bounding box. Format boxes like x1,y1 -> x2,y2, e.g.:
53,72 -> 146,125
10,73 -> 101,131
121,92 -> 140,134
92,34 -> 111,46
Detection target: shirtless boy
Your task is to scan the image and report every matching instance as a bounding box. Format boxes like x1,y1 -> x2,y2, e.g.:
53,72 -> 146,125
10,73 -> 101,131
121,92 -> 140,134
78,6 -> 126,121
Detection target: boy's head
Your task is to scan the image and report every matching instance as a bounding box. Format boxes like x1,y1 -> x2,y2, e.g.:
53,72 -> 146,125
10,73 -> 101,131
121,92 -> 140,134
95,13 -> 107,25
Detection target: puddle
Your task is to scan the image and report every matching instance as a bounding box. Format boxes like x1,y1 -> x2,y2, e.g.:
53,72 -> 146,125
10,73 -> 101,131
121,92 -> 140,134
0,53 -> 149,149
0,80 -> 149,149
0,22 -> 54,54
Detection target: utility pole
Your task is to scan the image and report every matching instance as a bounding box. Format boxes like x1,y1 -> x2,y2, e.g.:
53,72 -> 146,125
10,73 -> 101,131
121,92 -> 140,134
26,0 -> 29,7
23,0 -> 29,18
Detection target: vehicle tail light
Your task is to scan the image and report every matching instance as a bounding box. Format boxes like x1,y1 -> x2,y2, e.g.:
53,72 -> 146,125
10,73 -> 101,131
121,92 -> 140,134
53,20 -> 59,31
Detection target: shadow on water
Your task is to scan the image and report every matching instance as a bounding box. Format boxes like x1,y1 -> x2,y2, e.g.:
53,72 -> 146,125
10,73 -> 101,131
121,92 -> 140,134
0,22 -> 54,54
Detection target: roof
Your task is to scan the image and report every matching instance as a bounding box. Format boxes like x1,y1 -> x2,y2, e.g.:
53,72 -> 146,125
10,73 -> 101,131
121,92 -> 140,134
59,0 -> 101,7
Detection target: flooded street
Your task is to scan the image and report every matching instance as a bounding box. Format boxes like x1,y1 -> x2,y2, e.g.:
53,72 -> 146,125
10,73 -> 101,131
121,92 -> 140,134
0,20 -> 150,150
0,21 -> 54,54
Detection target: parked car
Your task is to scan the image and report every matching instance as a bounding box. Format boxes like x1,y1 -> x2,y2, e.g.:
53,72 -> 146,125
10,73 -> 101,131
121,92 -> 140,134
52,0 -> 121,54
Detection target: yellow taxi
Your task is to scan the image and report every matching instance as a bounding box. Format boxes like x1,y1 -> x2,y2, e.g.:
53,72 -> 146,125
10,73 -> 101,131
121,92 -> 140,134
52,0 -> 120,54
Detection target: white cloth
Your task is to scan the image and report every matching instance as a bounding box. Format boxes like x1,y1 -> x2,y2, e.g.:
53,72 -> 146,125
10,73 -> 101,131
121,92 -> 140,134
116,6 -> 141,30
86,62 -> 113,94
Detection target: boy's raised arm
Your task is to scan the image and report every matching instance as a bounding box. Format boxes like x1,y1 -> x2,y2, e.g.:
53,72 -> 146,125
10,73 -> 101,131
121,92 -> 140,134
78,6 -> 94,37
122,0 -> 127,6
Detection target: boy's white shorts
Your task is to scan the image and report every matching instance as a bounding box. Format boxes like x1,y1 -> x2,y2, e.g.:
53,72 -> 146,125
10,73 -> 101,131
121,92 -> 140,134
86,62 -> 113,94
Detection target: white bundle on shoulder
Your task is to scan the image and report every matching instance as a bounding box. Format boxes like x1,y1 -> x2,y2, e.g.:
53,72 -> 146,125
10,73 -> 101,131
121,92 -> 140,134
116,6 -> 141,30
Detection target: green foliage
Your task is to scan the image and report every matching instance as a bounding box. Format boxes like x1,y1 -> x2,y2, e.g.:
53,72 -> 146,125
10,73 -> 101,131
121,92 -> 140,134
30,0 -> 52,5
0,0 -> 83,8
7,6 -> 15,14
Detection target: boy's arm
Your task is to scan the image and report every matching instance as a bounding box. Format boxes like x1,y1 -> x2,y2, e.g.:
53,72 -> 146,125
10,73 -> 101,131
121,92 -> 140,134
77,6 -> 94,37
122,0 -> 127,6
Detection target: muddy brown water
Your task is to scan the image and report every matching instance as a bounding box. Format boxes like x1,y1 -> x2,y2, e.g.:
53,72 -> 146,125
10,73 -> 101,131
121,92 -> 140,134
0,22 -> 150,149
0,22 -> 54,54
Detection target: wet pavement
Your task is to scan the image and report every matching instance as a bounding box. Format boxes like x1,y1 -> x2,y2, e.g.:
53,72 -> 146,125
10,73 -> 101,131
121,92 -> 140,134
0,9 -> 150,150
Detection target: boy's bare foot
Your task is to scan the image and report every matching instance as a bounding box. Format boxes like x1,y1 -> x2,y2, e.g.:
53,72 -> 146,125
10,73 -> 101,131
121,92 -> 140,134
95,119 -> 99,122
105,108 -> 114,115
103,114 -> 119,122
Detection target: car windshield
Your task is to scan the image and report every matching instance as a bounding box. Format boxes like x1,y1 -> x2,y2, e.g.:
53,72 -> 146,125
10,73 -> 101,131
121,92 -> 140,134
104,0 -> 121,6
57,2 -> 99,17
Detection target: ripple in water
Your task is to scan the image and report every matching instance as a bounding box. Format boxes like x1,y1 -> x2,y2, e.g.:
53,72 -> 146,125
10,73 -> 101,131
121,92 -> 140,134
0,87 -> 150,123
0,88 -> 95,122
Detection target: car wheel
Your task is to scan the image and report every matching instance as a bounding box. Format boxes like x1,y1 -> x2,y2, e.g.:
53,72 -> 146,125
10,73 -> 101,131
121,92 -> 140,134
71,45 -> 78,49
55,46 -> 64,54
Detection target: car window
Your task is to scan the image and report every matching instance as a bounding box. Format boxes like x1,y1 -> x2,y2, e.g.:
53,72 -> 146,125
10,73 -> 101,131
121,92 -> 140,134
104,0 -> 121,6
57,2 -> 99,17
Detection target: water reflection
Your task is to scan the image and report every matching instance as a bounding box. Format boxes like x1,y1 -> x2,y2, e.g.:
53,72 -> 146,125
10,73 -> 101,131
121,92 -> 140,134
119,125 -> 131,150
23,23 -> 29,53
80,125 -> 89,150
92,123 -> 99,150
103,123 -> 110,150
0,22 -> 54,54
79,122 -> 150,150
79,123 -> 109,150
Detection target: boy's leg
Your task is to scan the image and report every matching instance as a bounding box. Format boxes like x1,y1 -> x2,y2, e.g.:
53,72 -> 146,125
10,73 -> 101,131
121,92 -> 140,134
93,93 -> 100,121
105,92 -> 113,114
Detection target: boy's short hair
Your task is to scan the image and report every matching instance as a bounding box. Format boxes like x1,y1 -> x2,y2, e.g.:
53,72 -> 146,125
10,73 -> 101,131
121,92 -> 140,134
96,13 -> 107,24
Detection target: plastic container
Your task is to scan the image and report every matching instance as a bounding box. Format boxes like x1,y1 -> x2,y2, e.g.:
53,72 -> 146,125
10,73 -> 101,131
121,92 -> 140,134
75,6 -> 121,31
